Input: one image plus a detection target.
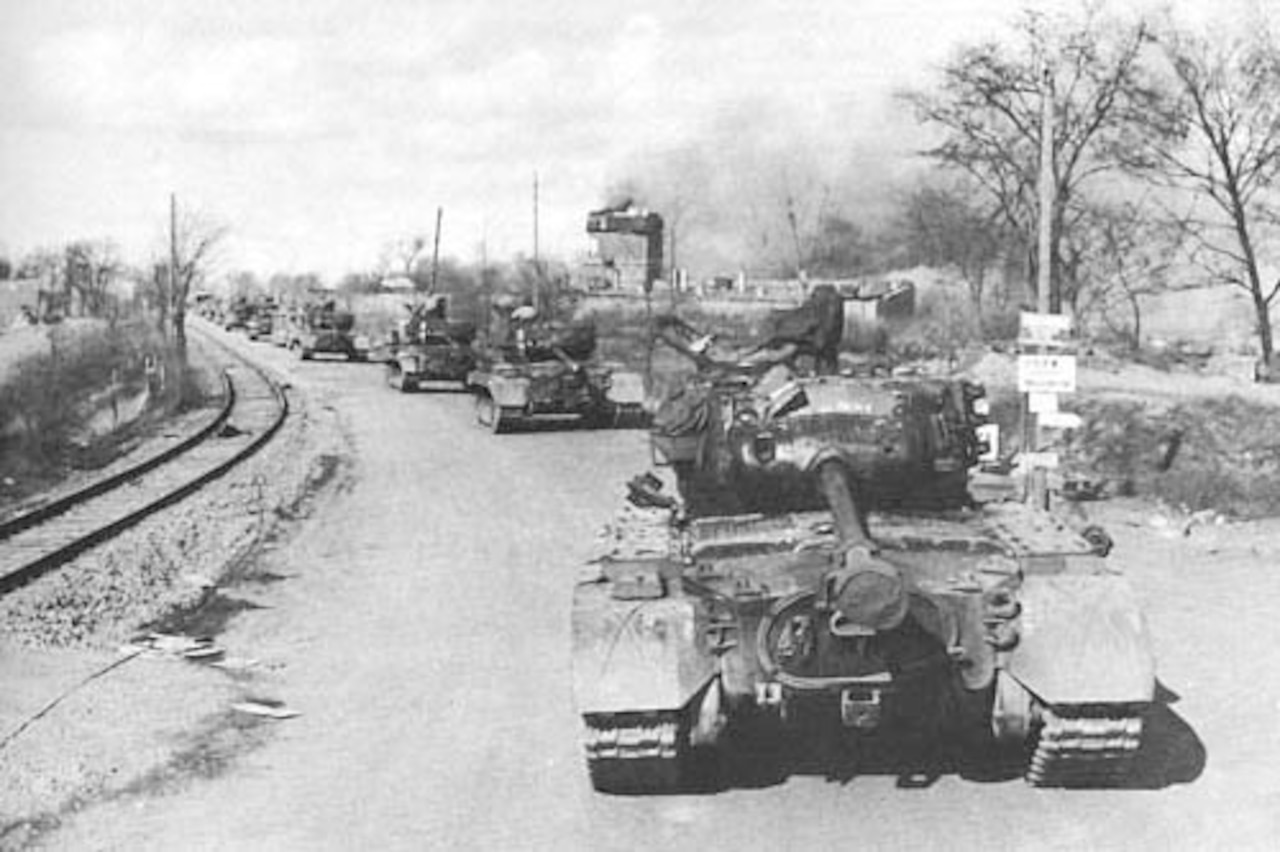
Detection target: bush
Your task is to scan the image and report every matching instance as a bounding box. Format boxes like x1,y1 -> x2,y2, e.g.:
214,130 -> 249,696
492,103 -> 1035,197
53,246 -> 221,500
0,319 -> 193,480
891,286 -> 981,360
1062,394 -> 1280,518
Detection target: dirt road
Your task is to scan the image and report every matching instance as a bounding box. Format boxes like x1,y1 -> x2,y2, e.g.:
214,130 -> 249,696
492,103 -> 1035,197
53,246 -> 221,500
26,338 -> 1280,851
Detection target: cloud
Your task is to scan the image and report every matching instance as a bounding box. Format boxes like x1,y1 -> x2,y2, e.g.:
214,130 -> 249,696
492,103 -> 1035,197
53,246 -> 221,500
22,24 -> 337,140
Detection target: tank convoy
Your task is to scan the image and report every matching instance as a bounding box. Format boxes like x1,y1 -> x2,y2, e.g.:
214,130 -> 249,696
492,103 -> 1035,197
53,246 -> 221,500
383,296 -> 477,392
571,285 -> 1155,793
467,303 -> 646,433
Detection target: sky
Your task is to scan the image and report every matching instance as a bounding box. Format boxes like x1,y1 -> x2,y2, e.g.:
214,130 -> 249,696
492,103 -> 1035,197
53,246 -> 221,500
0,0 -> 1231,281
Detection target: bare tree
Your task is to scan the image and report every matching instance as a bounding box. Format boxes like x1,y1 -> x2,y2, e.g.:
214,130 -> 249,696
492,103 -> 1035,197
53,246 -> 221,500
380,236 -> 428,285
1071,200 -> 1186,348
64,240 -> 123,318
893,178 -> 1010,313
901,3 -> 1154,312
1124,15 -> 1280,365
155,202 -> 227,362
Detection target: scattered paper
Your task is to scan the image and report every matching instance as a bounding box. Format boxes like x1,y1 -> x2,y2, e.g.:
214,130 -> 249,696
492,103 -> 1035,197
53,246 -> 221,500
232,700 -> 299,720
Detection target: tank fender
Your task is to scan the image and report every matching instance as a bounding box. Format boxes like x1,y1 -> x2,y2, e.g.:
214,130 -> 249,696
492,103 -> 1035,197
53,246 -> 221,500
1004,572 -> 1155,704
395,353 -> 420,374
605,370 -> 647,405
571,582 -> 717,714
487,375 -> 532,407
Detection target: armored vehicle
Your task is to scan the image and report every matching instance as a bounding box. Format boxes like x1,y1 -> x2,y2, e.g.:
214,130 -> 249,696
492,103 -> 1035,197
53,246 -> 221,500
468,311 -> 645,433
222,296 -> 253,332
570,291 -> 1154,793
287,300 -> 370,361
384,298 -> 478,392
244,299 -> 277,341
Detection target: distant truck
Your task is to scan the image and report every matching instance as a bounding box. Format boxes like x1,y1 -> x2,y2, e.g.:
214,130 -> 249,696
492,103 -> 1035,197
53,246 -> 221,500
287,301 -> 370,361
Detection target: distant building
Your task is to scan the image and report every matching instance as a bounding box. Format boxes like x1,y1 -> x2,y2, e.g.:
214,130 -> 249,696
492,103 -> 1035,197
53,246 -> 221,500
579,200 -> 664,292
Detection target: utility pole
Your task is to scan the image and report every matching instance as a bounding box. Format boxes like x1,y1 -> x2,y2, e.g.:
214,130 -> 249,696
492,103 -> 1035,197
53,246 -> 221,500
169,192 -> 178,332
1037,66 -> 1054,315
429,206 -> 443,295
1027,64 -> 1055,509
532,170 -> 541,313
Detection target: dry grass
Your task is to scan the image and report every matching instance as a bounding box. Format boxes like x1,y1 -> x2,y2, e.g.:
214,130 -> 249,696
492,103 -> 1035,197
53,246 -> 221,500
0,319 -> 195,484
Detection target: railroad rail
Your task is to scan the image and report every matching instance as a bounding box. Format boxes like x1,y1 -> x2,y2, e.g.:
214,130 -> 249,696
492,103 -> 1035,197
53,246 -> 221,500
0,327 -> 289,594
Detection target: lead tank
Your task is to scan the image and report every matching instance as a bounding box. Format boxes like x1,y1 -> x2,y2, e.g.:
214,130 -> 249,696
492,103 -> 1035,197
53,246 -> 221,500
571,290 -> 1154,793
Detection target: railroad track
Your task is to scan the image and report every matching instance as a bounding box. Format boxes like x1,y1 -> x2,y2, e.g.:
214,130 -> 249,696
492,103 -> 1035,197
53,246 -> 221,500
0,327 -> 289,594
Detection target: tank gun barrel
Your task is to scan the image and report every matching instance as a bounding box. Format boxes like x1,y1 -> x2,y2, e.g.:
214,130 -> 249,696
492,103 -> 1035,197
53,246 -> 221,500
815,460 -> 873,551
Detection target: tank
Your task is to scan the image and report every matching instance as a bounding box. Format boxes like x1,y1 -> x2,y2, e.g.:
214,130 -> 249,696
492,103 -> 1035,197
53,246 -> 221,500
570,293 -> 1154,793
288,300 -> 369,361
384,298 -> 477,392
467,314 -> 646,432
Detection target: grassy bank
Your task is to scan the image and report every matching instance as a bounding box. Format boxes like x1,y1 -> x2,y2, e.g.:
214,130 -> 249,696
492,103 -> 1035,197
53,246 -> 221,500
0,319 -> 203,491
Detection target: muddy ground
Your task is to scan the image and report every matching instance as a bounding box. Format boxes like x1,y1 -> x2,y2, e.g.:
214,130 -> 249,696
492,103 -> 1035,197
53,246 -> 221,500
2,332 -> 1280,850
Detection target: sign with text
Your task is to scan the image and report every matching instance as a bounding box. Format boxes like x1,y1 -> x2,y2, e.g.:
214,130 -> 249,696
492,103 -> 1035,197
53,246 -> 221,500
1039,410 -> 1084,430
1017,354 -> 1077,394
1028,391 -> 1058,413
1021,451 -> 1060,469
1019,311 -> 1074,349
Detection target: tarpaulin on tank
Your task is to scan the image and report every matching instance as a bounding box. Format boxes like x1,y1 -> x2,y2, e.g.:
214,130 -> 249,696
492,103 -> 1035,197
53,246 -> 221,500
760,285 -> 844,372
652,382 -> 713,437
524,321 -> 597,362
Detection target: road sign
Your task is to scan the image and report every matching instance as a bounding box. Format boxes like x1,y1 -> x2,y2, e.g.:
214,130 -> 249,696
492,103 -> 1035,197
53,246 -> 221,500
1017,354 -> 1077,394
1021,451 -> 1060,469
1028,391 -> 1058,413
1019,312 -> 1074,349
1039,410 -> 1084,430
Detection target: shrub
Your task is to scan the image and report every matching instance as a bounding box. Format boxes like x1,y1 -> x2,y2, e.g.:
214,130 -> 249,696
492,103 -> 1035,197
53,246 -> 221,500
0,319 -> 195,480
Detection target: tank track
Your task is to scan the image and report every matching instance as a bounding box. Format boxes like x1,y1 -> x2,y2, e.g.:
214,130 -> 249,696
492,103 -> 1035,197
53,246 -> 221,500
1025,706 -> 1143,787
583,714 -> 685,793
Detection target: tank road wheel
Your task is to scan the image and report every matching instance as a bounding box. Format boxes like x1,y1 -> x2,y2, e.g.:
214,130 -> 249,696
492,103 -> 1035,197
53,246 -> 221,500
583,713 -> 688,794
385,363 -> 415,392
474,393 -> 513,434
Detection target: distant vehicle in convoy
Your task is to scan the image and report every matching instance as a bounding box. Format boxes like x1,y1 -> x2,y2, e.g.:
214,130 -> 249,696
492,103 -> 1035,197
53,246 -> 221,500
570,286 -> 1155,793
467,305 -> 646,433
269,307 -> 300,347
384,297 -> 477,392
244,299 -> 277,341
222,296 -> 253,332
287,300 -> 370,361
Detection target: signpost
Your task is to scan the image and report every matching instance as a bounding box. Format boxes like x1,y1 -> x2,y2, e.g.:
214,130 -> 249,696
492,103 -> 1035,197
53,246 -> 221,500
1017,354 -> 1077,395
1018,312 -> 1077,508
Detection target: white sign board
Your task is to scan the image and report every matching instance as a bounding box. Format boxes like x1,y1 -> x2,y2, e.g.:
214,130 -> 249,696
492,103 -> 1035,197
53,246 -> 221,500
1021,451 -> 1060,470
1028,392 -> 1058,413
1019,312 -> 1074,349
976,423 -> 1000,462
1017,354 -> 1077,394
1039,410 -> 1084,430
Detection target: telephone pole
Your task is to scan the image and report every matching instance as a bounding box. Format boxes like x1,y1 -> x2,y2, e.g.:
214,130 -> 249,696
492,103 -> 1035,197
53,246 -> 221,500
532,170 -> 541,313
1037,65 -> 1054,315
429,206 -> 443,294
